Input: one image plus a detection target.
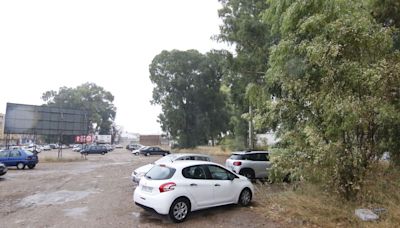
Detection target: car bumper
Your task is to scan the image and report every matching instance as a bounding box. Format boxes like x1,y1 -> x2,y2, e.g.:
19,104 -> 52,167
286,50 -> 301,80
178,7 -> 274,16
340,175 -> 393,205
133,188 -> 174,215
131,173 -> 143,183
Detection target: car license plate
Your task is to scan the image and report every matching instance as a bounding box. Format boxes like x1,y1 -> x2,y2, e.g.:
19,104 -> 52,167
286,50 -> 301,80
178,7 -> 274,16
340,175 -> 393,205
142,186 -> 153,192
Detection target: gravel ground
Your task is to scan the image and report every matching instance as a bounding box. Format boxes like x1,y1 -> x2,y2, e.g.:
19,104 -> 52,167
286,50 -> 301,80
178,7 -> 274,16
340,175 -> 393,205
0,148 -> 280,228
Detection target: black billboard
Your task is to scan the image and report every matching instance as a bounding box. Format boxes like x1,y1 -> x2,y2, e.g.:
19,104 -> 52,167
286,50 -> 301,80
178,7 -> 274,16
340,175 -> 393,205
4,103 -> 89,135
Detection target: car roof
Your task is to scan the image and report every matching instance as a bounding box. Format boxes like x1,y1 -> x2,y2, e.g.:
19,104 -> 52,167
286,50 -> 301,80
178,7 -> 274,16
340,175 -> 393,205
172,153 -> 211,158
158,160 -> 219,169
231,150 -> 270,155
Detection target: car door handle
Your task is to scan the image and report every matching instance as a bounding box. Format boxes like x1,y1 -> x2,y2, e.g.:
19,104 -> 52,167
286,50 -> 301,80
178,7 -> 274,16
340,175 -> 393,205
190,183 -> 197,186
214,184 -> 221,187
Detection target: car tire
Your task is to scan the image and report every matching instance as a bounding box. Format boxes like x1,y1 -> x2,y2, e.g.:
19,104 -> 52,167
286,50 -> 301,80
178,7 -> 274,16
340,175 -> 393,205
101,152 -> 105,155
169,197 -> 191,223
163,153 -> 168,156
238,188 -> 252,206
28,164 -> 36,169
16,163 -> 25,170
145,152 -> 150,156
135,152 -> 139,156
240,169 -> 255,179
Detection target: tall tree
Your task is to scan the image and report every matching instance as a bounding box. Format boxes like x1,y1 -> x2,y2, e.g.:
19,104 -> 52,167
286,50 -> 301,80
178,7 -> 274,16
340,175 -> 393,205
217,0 -> 273,148
42,82 -> 117,135
150,50 -> 229,148
260,0 -> 400,199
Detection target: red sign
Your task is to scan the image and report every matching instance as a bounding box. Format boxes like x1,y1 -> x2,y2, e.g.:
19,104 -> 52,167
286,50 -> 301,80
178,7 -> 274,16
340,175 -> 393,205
75,135 -> 93,143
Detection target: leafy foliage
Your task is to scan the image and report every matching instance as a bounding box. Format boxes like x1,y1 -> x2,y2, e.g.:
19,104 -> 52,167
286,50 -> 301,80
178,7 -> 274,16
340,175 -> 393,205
42,82 -> 116,135
217,0 -> 273,148
259,0 -> 400,199
149,50 -> 229,148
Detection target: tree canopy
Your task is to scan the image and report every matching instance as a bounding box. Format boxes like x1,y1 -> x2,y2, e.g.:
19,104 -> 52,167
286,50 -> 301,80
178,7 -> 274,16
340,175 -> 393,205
42,82 -> 117,135
150,50 -> 229,148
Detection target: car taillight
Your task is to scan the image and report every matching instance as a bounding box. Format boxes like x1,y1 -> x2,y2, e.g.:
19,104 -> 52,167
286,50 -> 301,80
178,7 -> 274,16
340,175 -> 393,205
233,161 -> 242,166
159,182 -> 176,193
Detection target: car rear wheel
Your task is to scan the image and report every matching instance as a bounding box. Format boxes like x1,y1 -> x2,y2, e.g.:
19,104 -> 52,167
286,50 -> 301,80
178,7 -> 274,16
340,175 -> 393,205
28,164 -> 36,169
101,152 -> 105,155
239,188 -> 252,206
16,163 -> 25,170
240,169 -> 255,179
169,198 -> 190,223
145,152 -> 150,156
163,153 -> 168,156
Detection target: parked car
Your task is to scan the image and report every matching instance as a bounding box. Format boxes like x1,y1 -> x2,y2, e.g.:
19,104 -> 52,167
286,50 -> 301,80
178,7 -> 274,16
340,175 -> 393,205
132,146 -> 170,156
0,162 -> 8,176
0,149 -> 39,169
104,144 -> 113,152
126,144 -> 143,151
42,145 -> 52,151
133,160 -> 254,223
131,153 -> 212,183
49,144 -> 59,149
25,144 -> 42,154
80,145 -> 108,155
72,144 -> 83,152
225,151 -> 271,179
114,144 -> 123,149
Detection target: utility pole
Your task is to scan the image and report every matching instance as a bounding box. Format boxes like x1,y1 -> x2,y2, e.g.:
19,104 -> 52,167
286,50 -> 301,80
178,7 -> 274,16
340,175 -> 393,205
248,105 -> 254,150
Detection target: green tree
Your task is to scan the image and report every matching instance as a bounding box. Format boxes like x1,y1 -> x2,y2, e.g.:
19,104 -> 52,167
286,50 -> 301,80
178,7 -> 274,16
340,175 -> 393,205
150,50 -> 229,148
217,0 -> 273,149
260,0 -> 400,199
42,82 -> 117,135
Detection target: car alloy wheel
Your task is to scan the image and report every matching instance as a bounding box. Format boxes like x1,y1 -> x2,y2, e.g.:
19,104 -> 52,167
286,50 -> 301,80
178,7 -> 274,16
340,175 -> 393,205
135,152 -> 139,156
239,188 -> 252,206
169,198 -> 190,223
16,163 -> 25,170
146,152 -> 150,156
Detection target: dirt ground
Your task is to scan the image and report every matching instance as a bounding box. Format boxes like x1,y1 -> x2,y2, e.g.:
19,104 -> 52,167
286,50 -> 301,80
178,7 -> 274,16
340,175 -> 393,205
0,148 -> 280,228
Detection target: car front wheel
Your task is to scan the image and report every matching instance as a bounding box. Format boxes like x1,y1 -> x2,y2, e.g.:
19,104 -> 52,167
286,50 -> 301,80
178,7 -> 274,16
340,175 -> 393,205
238,188 -> 252,206
169,198 -> 190,223
16,163 -> 25,170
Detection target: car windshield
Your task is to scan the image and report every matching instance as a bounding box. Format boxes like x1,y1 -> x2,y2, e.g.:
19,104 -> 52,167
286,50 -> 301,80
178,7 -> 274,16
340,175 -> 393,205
145,165 -> 176,180
154,154 -> 178,164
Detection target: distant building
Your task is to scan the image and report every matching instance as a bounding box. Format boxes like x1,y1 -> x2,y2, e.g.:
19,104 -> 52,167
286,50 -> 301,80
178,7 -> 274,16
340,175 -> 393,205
256,132 -> 279,147
139,135 -> 162,146
0,113 -> 4,142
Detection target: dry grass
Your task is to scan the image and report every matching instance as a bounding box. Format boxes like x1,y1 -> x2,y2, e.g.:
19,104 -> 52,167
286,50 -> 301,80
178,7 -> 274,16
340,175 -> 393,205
41,157 -> 84,163
174,146 -> 232,156
256,163 -> 400,227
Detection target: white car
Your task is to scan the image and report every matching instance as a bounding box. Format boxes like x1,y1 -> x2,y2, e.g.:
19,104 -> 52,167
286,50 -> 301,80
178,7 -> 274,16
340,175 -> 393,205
133,160 -> 254,223
131,153 -> 212,183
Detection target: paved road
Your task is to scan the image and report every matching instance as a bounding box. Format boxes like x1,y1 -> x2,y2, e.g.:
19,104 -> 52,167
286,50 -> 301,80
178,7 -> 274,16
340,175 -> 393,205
0,149 -> 278,228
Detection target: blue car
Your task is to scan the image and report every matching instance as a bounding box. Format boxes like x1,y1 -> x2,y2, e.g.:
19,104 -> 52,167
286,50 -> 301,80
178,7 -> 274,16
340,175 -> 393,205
0,149 -> 39,169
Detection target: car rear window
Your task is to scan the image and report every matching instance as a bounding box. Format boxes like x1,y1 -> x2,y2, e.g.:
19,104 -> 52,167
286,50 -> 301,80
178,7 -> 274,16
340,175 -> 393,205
229,154 -> 244,160
145,165 -> 176,180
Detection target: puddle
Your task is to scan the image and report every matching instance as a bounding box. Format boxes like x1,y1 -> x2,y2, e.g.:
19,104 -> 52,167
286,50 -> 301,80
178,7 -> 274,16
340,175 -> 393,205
18,190 -> 96,207
63,207 -> 88,218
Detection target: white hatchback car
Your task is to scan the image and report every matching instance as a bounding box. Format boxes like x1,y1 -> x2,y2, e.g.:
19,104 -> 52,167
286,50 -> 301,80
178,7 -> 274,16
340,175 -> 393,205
133,160 -> 254,223
131,153 -> 212,183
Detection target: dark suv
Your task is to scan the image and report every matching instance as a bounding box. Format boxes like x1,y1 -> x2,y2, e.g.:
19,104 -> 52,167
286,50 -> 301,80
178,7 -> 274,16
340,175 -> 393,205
80,145 -> 108,155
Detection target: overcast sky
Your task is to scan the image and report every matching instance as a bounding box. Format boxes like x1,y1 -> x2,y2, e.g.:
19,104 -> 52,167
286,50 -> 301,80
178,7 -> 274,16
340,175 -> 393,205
0,0 -> 229,134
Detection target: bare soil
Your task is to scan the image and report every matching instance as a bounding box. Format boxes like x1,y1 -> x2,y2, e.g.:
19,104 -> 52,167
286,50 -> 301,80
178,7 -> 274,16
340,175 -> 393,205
0,149 -> 281,228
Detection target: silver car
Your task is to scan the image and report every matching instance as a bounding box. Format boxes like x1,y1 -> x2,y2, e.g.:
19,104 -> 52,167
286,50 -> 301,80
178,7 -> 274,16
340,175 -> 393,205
0,162 -> 8,176
131,153 -> 212,183
225,151 -> 271,179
